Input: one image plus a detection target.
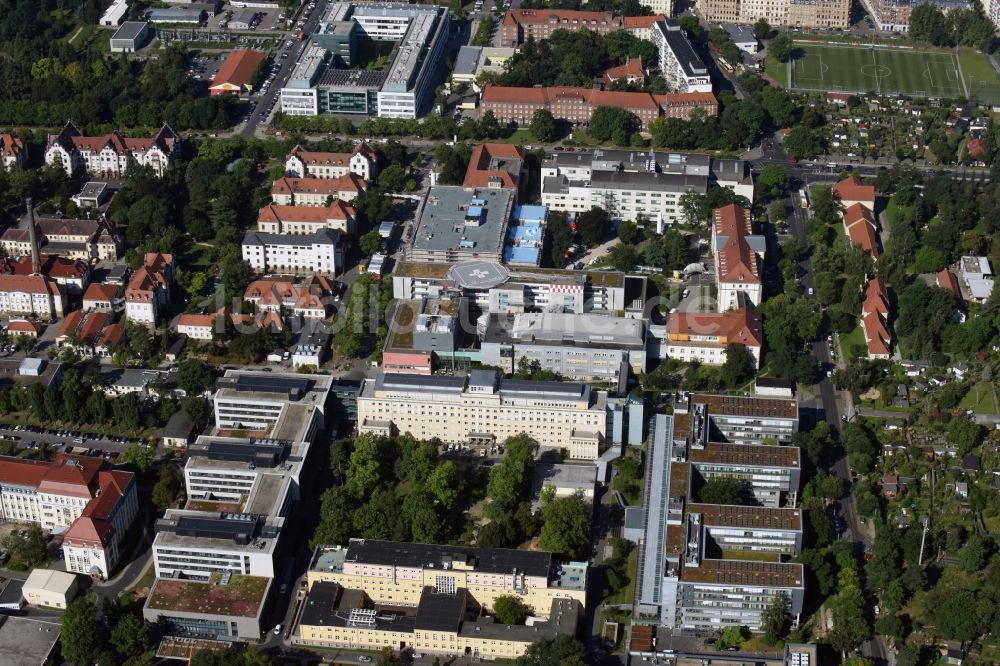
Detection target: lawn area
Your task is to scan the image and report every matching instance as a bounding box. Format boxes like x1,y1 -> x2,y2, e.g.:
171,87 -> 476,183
839,324 -> 867,361
789,42 -> 965,99
493,128 -> 537,146
957,48 -> 1000,105
959,381 -> 999,415
604,547 -> 638,606
764,56 -> 788,86
884,195 -> 911,226
177,242 -> 215,271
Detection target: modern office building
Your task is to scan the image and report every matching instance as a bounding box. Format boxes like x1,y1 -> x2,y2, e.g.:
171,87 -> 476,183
307,540 -> 588,614
212,369 -> 333,430
662,307 -> 763,368
382,297 -> 469,375
480,312 -> 647,381
405,187 -> 516,264
392,260 -> 648,318
634,411 -> 804,634
712,204 -> 764,311
651,20 -> 713,93
280,2 -> 451,119
143,574 -> 271,641
0,455 -> 138,580
357,370 -> 608,459
686,392 -> 799,445
540,149 -> 753,224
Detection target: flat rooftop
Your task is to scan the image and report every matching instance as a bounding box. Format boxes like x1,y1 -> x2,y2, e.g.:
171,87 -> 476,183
396,259 -> 629,289
311,540 -> 555,579
112,21 -> 148,40
409,186 -> 515,259
688,442 -> 800,468
680,559 -> 804,588
483,312 -> 645,349
687,503 -> 802,531
533,462 -> 597,493
0,617 -> 59,665
214,370 -> 332,406
691,393 -> 798,420
146,574 -> 270,618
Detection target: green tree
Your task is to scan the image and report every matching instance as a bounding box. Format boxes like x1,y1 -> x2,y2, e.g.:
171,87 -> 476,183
768,33 -> 795,62
753,18 -> 771,39
763,593 -> 790,644
492,594 -> 530,625
360,229 -> 382,257
784,125 -> 821,159
530,109 -> 557,142
587,106 -> 634,143
110,612 -> 150,659
516,635 -> 586,666
577,207 -> 611,246
117,443 -> 154,473
61,597 -> 105,666
814,472 -> 846,500
757,165 -> 789,200
908,3 -> 950,45
607,243 -> 639,271
538,495 -> 591,558
699,477 -> 753,505
715,626 -> 747,650
426,461 -> 462,510
720,343 -> 756,388
152,465 -> 182,511
2,524 -> 47,568
346,433 -> 392,498
176,359 -> 217,395
959,534 -> 989,572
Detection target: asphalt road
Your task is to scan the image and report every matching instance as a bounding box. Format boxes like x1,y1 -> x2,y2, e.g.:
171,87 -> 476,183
781,150 -> 890,665
239,0 -> 330,138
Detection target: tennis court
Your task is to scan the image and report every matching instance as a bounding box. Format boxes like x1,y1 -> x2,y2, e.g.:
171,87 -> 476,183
789,42 -> 967,99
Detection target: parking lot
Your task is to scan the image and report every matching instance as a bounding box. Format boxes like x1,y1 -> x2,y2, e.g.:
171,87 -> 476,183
0,424 -> 152,460
187,52 -> 225,82
215,4 -> 289,32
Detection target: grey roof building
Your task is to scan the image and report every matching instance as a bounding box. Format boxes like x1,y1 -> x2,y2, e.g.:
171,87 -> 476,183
110,21 -> 151,52
405,186 -> 516,264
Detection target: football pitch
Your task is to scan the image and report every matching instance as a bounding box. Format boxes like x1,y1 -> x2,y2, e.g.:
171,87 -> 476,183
789,43 -> 968,99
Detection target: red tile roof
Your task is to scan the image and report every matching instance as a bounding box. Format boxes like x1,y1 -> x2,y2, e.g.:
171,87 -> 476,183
713,204 -> 760,285
504,8 -> 617,26
667,307 -> 763,348
271,175 -> 366,199
833,176 -> 875,207
937,269 -> 961,297
863,277 -> 890,318
6,319 -> 42,335
0,273 -> 63,297
99,323 -> 125,349
257,200 -> 356,224
843,203 -> 880,260
968,138 -> 986,157
210,49 -> 265,93
623,15 -> 666,29
0,134 -> 24,158
83,282 -> 122,303
463,143 -> 525,191
603,58 -> 645,83
863,311 -> 891,356
0,455 -> 52,487
5,255 -> 88,281
37,454 -> 104,498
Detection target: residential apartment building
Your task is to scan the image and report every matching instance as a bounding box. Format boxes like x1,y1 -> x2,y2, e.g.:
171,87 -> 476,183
541,149 -> 752,224
651,21 -> 713,93
712,204 -> 763,311
1,134 -> 26,171
307,540 -> 587,616
635,413 -> 804,634
479,312 -> 647,381
125,252 -> 173,325
662,307 -> 763,367
500,9 -> 623,46
861,277 -> 892,359
2,254 -> 91,300
982,0 -> 1000,30
55,310 -> 125,359
357,370 -> 608,459
392,261 -> 647,318
860,0 -> 973,32
481,86 -> 717,131
623,14 -> 670,40
0,274 -> 66,319
698,0 -> 851,27
285,142 -> 378,181
0,455 -> 138,579
1,216 -> 121,262
271,175 -> 367,206
256,200 -> 357,236
242,228 -> 344,275
832,176 -> 876,211
45,122 -> 179,178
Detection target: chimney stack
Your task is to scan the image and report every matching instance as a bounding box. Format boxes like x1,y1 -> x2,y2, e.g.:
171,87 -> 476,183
25,198 -> 40,275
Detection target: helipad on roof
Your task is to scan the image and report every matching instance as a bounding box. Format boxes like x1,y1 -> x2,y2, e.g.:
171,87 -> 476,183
447,260 -> 510,290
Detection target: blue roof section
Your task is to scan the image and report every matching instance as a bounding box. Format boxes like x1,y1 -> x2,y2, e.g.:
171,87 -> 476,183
504,245 -> 540,265
514,205 -> 547,224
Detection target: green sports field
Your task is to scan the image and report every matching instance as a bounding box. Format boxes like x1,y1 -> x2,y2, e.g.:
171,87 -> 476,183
789,42 -> 970,99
